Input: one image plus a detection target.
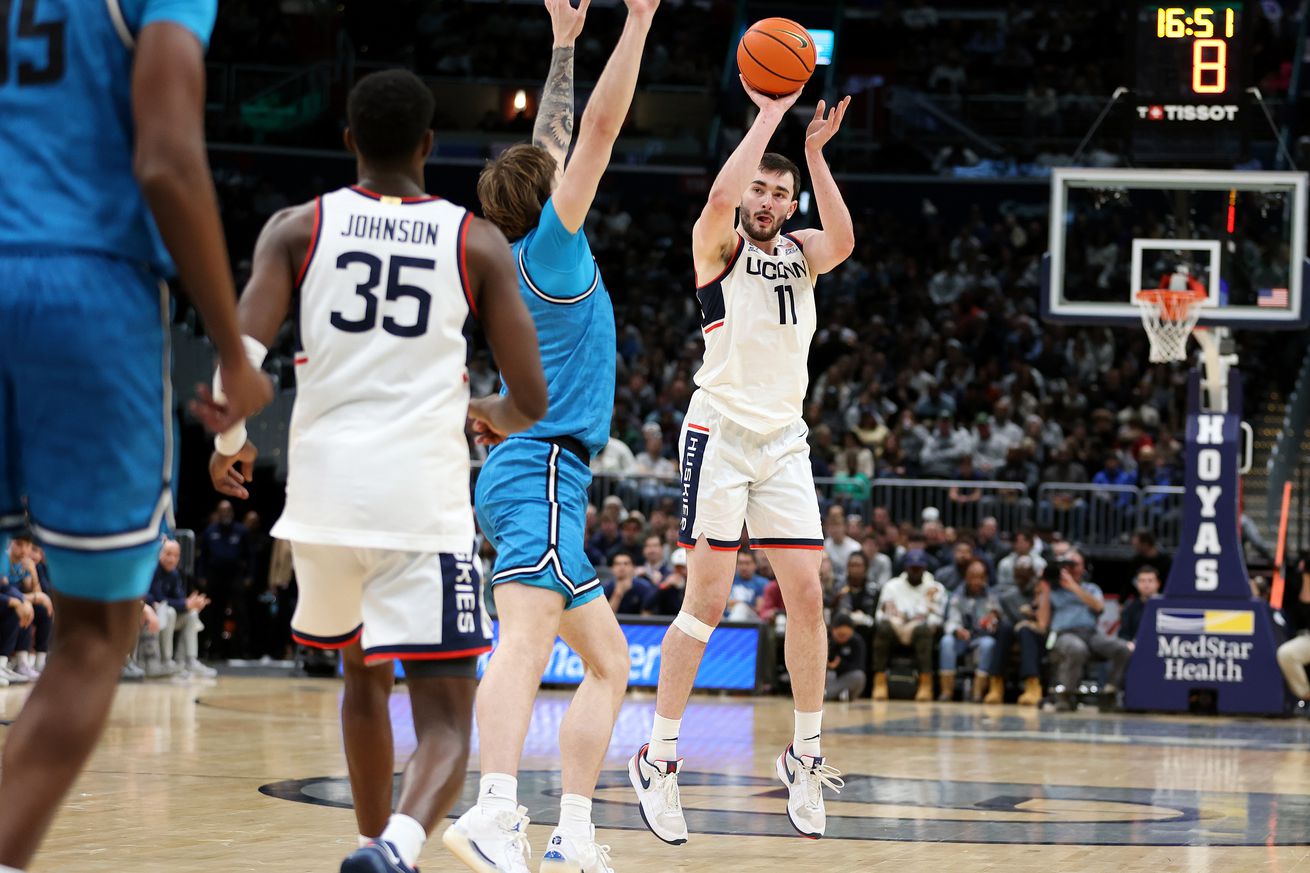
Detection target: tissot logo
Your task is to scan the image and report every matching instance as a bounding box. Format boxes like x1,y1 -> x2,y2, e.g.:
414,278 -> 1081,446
1137,103 -> 1239,122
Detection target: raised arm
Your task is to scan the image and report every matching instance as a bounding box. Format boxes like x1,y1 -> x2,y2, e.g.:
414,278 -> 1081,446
550,0 -> 659,233
132,23 -> 271,434
788,98 -> 855,276
533,0 -> 590,190
692,80 -> 801,282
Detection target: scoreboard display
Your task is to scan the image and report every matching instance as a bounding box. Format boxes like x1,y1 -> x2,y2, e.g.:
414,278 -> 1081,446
1132,4 -> 1249,163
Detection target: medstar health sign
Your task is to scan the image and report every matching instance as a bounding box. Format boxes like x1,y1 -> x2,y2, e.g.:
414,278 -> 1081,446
1125,372 -> 1284,715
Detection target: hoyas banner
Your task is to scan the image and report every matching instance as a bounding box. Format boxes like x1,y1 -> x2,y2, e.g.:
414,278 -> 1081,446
1126,371 -> 1284,714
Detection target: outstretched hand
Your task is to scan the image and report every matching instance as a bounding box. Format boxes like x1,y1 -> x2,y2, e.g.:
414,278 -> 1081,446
740,75 -> 802,115
806,96 -> 851,151
545,0 -> 590,47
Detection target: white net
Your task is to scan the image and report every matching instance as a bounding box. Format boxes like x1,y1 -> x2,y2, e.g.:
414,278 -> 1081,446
1136,291 -> 1205,363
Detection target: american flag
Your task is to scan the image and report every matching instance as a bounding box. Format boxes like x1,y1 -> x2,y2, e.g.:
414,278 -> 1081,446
1258,287 -> 1289,308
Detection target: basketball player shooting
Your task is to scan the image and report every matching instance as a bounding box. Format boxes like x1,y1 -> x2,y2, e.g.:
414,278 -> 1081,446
443,2 -> 656,872
206,70 -> 548,873
629,79 -> 854,843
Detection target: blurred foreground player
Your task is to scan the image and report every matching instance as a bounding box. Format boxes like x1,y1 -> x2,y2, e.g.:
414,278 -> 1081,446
630,78 -> 855,842
443,1 -> 657,871
207,71 -> 547,873
0,2 -> 270,869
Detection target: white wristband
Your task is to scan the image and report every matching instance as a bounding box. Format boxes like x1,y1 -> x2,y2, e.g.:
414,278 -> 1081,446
212,335 -> 268,455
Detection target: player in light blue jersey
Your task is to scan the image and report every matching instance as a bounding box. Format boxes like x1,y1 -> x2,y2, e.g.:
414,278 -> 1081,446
442,1 -> 657,871
0,1 -> 271,867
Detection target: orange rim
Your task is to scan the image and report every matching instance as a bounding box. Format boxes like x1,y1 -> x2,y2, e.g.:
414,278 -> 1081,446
1135,288 -> 1207,321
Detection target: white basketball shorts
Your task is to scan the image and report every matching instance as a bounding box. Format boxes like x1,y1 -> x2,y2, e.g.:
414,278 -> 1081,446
289,542 -> 493,665
676,390 -> 823,552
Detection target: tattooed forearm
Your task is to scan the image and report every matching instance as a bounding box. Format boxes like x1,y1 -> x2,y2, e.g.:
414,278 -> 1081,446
533,45 -> 575,172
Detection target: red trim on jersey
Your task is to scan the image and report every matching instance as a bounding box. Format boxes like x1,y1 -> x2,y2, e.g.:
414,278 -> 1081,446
695,235 -> 746,290
458,212 -> 478,318
362,645 -> 493,665
782,232 -> 806,252
752,543 -> 825,551
295,197 -> 323,289
704,320 -> 725,334
349,185 -> 442,204
294,355 -> 309,366
686,423 -> 711,434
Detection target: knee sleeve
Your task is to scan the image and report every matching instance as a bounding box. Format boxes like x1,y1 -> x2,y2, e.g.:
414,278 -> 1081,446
673,611 -> 715,644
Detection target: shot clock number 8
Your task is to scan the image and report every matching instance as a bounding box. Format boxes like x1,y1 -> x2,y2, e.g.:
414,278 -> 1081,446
1156,7 -> 1236,94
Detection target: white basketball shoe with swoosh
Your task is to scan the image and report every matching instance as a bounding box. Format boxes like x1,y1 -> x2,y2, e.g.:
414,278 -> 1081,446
775,744 -> 844,838
627,744 -> 689,845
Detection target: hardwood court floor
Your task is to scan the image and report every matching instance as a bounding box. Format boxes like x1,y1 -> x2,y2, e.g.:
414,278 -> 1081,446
6,677 -> 1309,872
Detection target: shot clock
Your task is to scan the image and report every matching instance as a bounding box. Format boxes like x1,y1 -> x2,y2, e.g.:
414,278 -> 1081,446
1132,3 -> 1248,164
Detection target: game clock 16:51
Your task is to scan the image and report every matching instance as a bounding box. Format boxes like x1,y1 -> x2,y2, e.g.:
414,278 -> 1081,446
1139,4 -> 1244,97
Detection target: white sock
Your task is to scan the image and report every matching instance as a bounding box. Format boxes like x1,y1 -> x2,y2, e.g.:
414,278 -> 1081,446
0,656 -> 10,670
558,793 -> 592,839
647,714 -> 681,762
793,709 -> 822,758
15,652 -> 29,669
379,814 -> 425,868
33,653 -> 45,670
358,835 -> 372,848
478,773 -> 518,815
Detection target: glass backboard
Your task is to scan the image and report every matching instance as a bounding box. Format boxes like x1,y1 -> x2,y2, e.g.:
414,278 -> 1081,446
1042,168 -> 1309,329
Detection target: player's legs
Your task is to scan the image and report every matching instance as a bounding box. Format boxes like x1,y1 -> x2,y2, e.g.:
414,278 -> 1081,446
651,541 -> 737,726
477,582 -> 565,778
633,398 -> 748,845
539,595 -> 629,871
345,548 -> 488,873
0,254 -> 174,867
287,543 -> 375,838
340,641 -> 396,840
765,547 -> 826,715
0,595 -> 142,869
749,425 -> 842,838
398,670 -> 478,829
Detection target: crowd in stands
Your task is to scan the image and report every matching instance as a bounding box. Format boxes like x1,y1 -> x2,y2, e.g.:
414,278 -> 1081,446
562,494 -> 1310,711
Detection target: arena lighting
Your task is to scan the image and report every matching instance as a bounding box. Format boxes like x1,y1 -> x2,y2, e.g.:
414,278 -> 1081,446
513,89 -> 528,112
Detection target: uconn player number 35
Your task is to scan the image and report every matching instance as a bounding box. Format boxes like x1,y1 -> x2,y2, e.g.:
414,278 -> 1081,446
331,252 -> 435,337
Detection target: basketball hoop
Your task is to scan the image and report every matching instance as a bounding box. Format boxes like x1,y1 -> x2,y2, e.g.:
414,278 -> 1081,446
1135,288 -> 1207,363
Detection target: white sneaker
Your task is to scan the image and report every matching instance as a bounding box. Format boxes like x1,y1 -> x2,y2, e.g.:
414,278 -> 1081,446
627,744 -> 688,845
185,659 -> 218,678
775,745 -> 844,839
15,664 -> 39,681
540,826 -> 613,873
443,804 -> 532,873
2,666 -> 30,685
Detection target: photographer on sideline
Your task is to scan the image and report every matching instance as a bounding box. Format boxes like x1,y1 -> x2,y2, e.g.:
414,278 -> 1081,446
1037,549 -> 1130,711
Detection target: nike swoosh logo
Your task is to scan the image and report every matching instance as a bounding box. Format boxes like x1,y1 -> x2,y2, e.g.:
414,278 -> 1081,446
640,765 -> 652,790
784,757 -> 796,784
779,29 -> 810,49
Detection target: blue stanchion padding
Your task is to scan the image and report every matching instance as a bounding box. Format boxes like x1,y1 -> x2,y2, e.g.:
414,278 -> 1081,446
1125,370 -> 1286,715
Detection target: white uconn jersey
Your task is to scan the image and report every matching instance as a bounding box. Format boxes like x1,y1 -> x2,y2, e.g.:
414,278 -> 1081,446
271,186 -> 476,552
693,233 -> 817,433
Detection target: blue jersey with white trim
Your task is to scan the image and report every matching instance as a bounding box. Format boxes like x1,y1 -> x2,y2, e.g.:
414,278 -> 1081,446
505,199 -> 615,458
0,0 -> 216,276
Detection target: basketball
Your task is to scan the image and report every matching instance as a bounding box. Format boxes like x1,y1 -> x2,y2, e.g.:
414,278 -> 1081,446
737,18 -> 817,97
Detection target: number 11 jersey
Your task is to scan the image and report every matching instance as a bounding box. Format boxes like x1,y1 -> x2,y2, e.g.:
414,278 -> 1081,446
271,186 -> 477,553
693,231 -> 818,434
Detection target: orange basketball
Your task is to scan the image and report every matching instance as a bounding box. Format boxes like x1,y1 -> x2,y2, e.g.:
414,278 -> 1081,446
737,18 -> 817,97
